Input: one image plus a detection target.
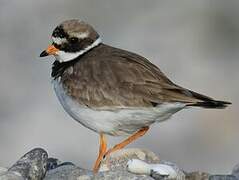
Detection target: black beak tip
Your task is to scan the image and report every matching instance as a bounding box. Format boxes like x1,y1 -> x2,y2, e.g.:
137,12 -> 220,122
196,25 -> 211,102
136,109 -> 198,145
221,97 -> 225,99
40,50 -> 48,57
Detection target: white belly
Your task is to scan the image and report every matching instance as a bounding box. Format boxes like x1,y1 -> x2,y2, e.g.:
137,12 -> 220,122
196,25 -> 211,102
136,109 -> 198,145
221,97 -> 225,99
52,79 -> 185,136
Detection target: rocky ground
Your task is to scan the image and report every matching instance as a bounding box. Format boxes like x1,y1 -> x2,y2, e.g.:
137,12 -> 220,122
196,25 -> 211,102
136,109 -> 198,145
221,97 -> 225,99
0,148 -> 238,180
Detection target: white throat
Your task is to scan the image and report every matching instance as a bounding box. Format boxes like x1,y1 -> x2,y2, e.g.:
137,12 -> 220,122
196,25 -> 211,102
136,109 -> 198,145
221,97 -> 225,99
54,38 -> 102,62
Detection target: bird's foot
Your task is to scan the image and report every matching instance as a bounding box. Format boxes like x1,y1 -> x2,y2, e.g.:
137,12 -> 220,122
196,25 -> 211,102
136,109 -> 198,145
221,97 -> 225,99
93,127 -> 149,173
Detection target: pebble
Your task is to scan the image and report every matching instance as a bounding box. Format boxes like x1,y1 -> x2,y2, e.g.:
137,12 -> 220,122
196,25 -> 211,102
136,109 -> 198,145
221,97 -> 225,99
99,148 -> 160,172
44,164 -> 91,180
209,175 -> 237,180
0,147 -> 239,180
0,148 -> 48,180
232,163 -> 239,179
127,159 -> 177,179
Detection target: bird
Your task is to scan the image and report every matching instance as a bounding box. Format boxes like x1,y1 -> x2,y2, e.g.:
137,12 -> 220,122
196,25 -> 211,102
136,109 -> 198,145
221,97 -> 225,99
39,19 -> 231,173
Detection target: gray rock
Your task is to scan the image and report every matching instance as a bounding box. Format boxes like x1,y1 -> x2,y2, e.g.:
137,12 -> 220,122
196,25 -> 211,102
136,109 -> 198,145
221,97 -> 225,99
45,164 -> 91,180
45,148 -> 160,180
99,148 -> 186,179
7,148 -> 48,180
150,171 -> 169,180
3,147 -> 238,180
209,175 -> 237,180
44,148 -> 189,180
47,168 -> 153,180
232,163 -> 239,179
0,171 -> 24,180
160,161 -> 185,180
127,158 -> 184,180
185,171 -> 210,180
46,158 -> 61,171
0,168 -> 7,176
46,157 -> 75,171
94,170 -> 154,180
100,148 -> 160,172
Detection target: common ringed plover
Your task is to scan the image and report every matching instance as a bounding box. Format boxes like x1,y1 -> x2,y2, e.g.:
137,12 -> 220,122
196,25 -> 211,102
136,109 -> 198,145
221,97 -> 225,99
40,19 -> 231,172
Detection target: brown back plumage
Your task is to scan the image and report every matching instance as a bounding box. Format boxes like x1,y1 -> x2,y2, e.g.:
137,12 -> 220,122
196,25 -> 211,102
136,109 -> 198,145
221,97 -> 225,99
53,43 -> 231,109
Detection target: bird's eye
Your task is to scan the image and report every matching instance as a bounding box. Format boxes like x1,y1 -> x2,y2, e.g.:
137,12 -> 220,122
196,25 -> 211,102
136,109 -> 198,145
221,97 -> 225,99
69,37 -> 78,43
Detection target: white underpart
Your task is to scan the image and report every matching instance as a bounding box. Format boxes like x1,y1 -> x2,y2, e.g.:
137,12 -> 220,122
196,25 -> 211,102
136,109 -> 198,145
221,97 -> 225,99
52,79 -> 186,136
52,37 -> 67,45
127,159 -> 177,179
54,37 -> 102,62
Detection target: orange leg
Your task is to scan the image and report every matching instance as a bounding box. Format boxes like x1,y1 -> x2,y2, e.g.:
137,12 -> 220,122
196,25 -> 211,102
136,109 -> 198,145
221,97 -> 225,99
104,126 -> 149,157
93,133 -> 107,173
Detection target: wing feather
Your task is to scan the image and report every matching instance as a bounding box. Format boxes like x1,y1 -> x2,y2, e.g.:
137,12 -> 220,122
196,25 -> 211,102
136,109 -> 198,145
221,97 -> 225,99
61,45 -> 218,108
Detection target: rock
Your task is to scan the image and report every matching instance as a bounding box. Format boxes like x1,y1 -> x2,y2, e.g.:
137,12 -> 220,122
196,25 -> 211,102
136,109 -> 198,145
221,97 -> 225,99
46,157 -> 75,171
46,158 -> 61,171
0,168 -> 7,176
45,148 -> 160,180
208,175 -> 237,180
44,164 -> 91,180
94,170 -> 154,180
99,148 -> 185,179
232,163 -> 239,179
0,171 -> 24,180
0,167 -> 24,180
5,148 -> 48,180
99,148 -> 160,172
159,160 -> 185,180
2,147 -> 238,180
127,159 -> 178,179
185,172 -> 210,180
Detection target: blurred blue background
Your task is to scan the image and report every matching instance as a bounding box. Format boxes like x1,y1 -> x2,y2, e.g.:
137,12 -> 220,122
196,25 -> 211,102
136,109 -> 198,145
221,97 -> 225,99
0,0 -> 238,173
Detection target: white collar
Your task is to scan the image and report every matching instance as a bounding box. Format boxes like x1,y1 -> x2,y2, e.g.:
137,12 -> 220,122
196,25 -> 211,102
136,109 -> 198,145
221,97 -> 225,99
54,38 -> 102,62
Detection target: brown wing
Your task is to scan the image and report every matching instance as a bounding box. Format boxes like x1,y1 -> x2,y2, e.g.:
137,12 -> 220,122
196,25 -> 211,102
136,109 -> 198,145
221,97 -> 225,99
61,44 -> 230,108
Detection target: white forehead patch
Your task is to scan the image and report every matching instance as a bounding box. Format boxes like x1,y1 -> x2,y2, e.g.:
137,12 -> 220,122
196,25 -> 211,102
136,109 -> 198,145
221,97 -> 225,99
52,37 -> 67,45
54,37 -> 102,62
71,31 -> 89,39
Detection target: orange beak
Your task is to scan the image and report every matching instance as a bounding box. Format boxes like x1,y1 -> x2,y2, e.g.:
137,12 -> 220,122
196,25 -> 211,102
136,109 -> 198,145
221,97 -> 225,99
40,45 -> 59,57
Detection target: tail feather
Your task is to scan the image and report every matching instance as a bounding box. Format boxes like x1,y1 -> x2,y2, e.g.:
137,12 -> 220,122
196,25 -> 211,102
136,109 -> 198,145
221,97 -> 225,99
186,90 -> 231,109
188,100 -> 231,109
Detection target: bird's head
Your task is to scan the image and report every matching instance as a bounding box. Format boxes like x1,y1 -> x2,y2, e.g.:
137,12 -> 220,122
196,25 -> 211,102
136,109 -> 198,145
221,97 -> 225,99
40,19 -> 101,62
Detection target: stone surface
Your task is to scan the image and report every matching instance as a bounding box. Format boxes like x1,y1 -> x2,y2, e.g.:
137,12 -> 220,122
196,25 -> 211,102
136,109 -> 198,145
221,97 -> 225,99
0,168 -> 24,180
159,161 -> 185,180
45,148 -> 158,180
127,159 -> 184,179
0,168 -> 7,175
46,158 -> 61,171
46,157 -> 75,171
232,163 -> 239,179
94,170 -> 154,180
185,172 -> 210,180
100,148 -> 160,172
0,171 -> 24,180
8,148 -> 48,180
0,148 -> 48,180
44,164 -> 91,180
209,175 -> 237,180
1,147 -> 239,180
